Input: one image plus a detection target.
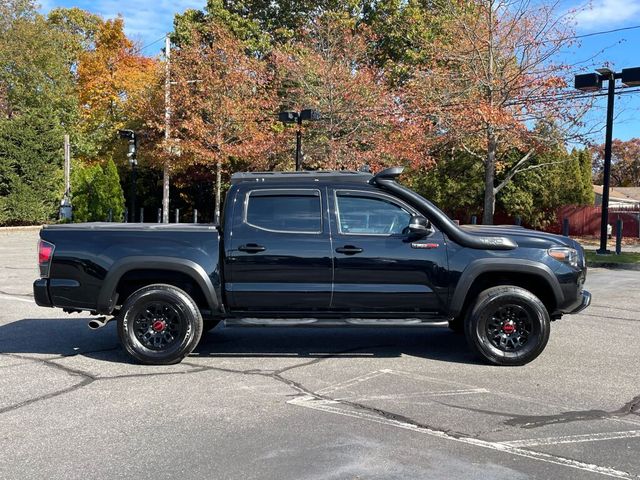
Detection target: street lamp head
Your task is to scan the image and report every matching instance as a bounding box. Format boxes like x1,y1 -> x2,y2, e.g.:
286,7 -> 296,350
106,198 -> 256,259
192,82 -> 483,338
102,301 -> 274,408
300,109 -> 321,121
278,111 -> 299,124
621,67 -> 640,87
574,73 -> 602,92
118,129 -> 135,140
595,67 -> 614,76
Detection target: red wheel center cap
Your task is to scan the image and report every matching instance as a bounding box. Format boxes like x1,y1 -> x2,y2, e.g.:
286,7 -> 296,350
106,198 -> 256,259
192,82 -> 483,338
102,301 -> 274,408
502,321 -> 516,334
152,320 -> 166,332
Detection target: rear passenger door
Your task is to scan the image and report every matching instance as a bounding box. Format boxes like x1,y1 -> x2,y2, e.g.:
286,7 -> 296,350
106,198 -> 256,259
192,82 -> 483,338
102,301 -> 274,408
225,188 -> 333,311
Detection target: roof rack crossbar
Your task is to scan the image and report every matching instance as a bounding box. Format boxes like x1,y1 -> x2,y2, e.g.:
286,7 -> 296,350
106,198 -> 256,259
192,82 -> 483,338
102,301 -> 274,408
230,170 -> 373,184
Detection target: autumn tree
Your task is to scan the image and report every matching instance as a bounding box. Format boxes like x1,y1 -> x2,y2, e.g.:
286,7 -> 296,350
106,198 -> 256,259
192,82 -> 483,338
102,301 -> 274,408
593,138 -> 640,187
404,0 -> 592,224
167,23 -> 279,221
273,12 -> 428,171
77,17 -> 158,161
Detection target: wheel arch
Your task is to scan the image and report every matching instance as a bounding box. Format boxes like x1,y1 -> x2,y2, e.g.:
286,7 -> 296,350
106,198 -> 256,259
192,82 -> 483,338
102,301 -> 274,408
97,257 -> 220,314
449,259 -> 563,319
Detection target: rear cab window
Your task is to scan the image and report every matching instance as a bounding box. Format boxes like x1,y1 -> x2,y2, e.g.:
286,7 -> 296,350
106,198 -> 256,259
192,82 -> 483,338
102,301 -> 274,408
244,189 -> 322,234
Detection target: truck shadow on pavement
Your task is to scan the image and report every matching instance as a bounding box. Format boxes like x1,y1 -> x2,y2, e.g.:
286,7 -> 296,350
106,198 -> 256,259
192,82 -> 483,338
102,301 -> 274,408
0,317 -> 480,365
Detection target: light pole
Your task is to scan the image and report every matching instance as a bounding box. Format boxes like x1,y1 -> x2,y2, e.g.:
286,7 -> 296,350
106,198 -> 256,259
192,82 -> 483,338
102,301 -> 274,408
574,66 -> 640,254
118,129 -> 137,222
278,109 -> 321,171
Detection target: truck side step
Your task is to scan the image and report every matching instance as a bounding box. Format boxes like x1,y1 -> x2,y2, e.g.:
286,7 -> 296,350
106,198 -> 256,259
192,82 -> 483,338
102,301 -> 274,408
224,318 -> 450,328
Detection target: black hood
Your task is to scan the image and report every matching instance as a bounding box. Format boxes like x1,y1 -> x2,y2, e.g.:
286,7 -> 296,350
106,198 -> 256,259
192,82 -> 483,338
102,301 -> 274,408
460,225 -> 576,249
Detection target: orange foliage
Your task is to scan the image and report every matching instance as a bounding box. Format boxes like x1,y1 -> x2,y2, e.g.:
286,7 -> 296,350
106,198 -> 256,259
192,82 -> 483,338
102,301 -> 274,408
168,23 -> 280,172
271,13 -> 434,172
77,17 -> 158,128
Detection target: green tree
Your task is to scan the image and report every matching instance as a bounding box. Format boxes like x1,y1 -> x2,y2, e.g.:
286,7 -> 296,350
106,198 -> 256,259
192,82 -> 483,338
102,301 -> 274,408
0,1 -> 80,225
406,148 -> 484,218
578,148 -> 595,203
172,0 -> 270,54
362,0 -> 450,85
0,108 -> 65,225
47,7 -> 103,62
71,159 -> 125,222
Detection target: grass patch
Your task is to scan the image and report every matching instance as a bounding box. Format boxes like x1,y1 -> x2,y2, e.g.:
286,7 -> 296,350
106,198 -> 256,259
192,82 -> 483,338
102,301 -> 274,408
585,250 -> 640,264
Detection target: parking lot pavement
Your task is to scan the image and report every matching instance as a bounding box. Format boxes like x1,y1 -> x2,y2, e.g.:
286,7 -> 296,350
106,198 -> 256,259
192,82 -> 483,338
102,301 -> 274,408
1,229 -> 639,480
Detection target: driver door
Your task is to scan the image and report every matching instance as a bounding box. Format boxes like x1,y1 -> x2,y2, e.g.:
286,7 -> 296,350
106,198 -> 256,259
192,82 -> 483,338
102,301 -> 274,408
330,189 -> 448,313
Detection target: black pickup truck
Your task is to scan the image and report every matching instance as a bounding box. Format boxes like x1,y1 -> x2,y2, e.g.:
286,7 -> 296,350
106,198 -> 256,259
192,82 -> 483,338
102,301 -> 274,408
33,167 -> 590,366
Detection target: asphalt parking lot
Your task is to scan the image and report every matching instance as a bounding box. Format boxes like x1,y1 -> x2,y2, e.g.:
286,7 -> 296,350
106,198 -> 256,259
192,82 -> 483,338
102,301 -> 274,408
1,228 -> 639,480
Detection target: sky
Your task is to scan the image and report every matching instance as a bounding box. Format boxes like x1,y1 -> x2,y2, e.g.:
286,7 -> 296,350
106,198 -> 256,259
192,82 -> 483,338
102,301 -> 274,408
38,0 -> 640,143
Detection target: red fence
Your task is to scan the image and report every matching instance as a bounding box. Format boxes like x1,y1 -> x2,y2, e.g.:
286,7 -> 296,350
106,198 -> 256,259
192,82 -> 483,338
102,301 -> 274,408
553,205 -> 640,237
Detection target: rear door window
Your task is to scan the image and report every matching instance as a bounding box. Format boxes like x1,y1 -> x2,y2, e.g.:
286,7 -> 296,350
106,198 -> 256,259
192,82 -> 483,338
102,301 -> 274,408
245,189 -> 322,233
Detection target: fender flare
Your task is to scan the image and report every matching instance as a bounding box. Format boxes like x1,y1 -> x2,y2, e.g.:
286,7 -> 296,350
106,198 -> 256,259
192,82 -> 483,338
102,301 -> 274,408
96,256 -> 220,314
449,258 -> 564,318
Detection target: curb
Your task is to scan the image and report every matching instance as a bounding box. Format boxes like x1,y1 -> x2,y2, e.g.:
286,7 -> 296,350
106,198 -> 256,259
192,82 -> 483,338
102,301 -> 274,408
587,262 -> 640,271
0,225 -> 44,233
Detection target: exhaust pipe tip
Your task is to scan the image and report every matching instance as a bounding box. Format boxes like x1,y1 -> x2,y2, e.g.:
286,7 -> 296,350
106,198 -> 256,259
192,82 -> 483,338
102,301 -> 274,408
88,317 -> 110,330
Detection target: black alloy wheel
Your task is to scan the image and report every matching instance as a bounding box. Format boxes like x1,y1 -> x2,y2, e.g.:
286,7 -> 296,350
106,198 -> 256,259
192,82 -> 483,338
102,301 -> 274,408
485,303 -> 533,352
118,284 -> 203,365
465,286 -> 550,366
132,301 -> 186,351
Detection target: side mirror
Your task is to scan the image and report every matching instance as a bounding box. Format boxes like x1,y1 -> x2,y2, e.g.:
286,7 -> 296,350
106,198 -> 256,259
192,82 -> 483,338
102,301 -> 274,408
408,214 -> 431,236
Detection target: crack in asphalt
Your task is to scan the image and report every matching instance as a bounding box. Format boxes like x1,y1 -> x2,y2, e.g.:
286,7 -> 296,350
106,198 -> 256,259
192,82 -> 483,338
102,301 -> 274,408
589,305 -> 640,313
0,352 -> 100,415
423,394 -> 640,429
580,313 -> 639,323
0,344 -> 389,416
2,343 -> 639,448
180,348 -> 475,439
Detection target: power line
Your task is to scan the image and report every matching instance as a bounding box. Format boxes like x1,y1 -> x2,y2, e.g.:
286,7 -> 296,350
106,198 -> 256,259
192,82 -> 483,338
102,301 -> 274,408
514,24 -> 640,48
133,35 -> 167,55
571,24 -> 640,41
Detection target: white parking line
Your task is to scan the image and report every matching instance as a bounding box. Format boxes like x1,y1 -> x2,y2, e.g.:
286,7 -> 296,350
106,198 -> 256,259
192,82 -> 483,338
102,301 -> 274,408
387,369 -> 640,428
0,293 -> 34,304
344,388 -> 489,402
501,430 -> 640,448
316,370 -> 387,395
288,395 -> 635,479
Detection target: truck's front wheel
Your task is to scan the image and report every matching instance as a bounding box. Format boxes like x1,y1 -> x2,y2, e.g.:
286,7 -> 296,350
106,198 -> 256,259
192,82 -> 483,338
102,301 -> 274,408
118,284 -> 203,365
465,286 -> 550,366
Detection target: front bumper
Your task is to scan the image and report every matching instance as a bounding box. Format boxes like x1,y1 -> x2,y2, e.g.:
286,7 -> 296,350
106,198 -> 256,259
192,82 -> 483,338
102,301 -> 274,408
565,290 -> 591,314
33,279 -> 52,307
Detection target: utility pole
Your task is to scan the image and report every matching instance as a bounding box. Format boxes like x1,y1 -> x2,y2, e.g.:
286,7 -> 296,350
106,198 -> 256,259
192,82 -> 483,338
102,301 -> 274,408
163,34 -> 171,224
59,134 -> 72,220
118,130 -> 137,222
64,134 -> 70,197
295,116 -> 302,171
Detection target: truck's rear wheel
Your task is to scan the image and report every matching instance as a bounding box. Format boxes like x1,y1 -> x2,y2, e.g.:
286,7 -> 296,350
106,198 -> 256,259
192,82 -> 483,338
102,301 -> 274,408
118,284 -> 203,365
464,286 -> 550,366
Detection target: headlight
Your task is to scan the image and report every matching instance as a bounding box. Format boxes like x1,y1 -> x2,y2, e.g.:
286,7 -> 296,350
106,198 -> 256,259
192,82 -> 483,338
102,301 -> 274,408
548,246 -> 578,267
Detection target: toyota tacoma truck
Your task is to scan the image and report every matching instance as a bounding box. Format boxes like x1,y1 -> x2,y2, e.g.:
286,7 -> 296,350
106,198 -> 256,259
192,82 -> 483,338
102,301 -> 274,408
33,167 -> 591,366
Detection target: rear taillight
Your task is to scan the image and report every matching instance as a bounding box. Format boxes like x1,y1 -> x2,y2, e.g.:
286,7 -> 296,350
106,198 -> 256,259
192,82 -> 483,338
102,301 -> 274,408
38,239 -> 55,278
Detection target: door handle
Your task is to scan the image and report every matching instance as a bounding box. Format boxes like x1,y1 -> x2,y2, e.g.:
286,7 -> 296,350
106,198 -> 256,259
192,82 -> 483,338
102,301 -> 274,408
336,245 -> 363,255
238,243 -> 266,253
